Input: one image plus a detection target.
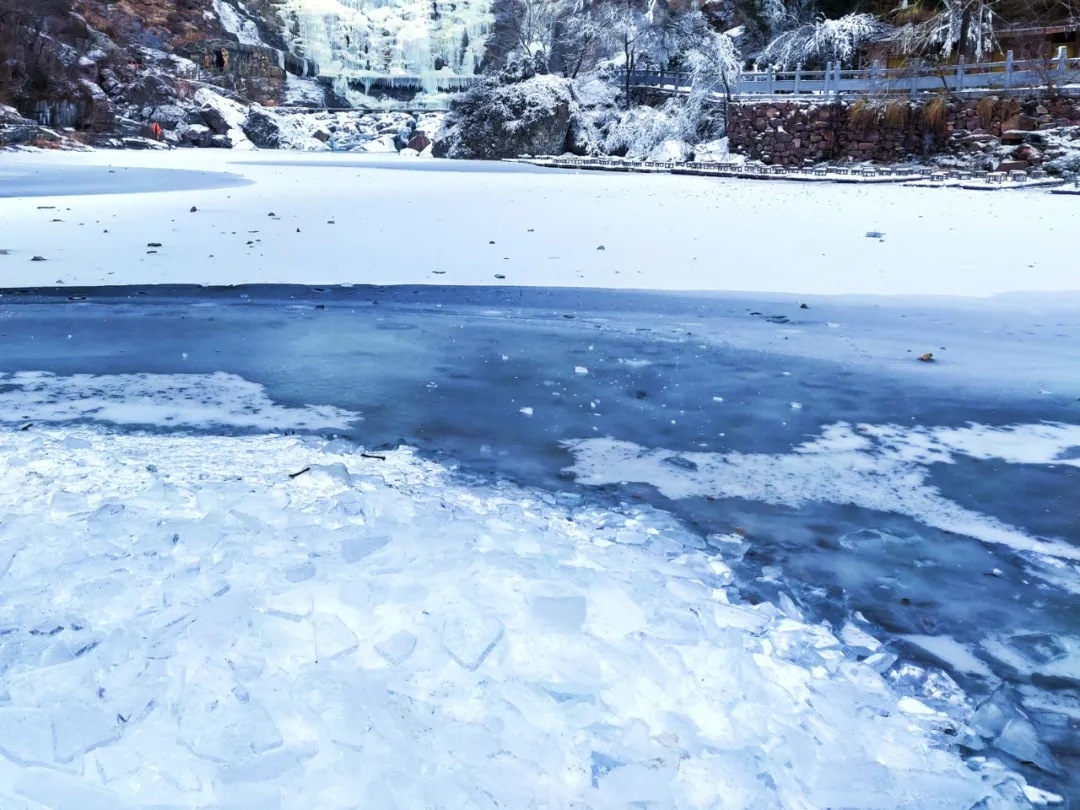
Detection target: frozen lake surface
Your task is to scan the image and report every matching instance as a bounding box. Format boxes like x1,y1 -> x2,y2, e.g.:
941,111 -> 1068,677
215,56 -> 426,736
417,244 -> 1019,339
0,164 -> 250,198
1,149 -> 1078,295
0,153 -> 1077,809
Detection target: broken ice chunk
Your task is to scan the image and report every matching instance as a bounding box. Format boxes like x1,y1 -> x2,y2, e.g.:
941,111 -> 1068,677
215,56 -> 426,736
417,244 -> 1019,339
15,768 -> 128,810
49,490 -> 89,514
341,533 -> 391,563
313,613 -> 359,661
441,616 -> 503,671
711,603 -> 772,634
177,667 -> 282,763
375,630 -> 417,665
996,717 -> 1063,775
218,741 -> 319,784
51,702 -> 122,762
0,709 -> 54,765
972,687 -> 1019,740
840,621 -> 882,656
1004,632 -> 1067,666
284,561 -> 316,583
529,595 -> 587,632
1022,785 -> 1065,805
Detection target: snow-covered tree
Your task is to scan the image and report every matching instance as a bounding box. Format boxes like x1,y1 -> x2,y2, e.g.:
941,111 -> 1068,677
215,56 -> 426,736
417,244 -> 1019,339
557,3 -> 607,78
757,12 -> 886,68
491,0 -> 565,65
671,10 -> 742,99
896,0 -> 999,62
598,0 -> 662,109
660,9 -> 742,141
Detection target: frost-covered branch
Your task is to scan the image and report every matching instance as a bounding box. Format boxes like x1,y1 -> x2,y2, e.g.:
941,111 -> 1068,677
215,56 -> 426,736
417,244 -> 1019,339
758,12 -> 888,68
895,0 -> 999,62
490,0 -> 565,68
672,10 -> 742,98
598,0 -> 662,108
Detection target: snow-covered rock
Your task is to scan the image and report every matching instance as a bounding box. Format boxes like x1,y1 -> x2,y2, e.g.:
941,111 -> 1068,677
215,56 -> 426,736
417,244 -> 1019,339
361,134 -> 398,153
434,75 -> 574,160
648,138 -> 692,163
694,137 -> 746,164
194,87 -> 253,150
242,109 -> 281,148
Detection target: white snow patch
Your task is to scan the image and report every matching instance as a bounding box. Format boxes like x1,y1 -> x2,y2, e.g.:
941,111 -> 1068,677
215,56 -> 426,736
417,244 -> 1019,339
0,371 -> 359,430
284,74 -> 328,107
648,138 -> 692,163
564,421 -> 1080,560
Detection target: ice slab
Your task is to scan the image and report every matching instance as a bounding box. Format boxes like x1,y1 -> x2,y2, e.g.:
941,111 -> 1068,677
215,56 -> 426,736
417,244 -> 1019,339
375,630 -> 418,665
441,615 -> 504,671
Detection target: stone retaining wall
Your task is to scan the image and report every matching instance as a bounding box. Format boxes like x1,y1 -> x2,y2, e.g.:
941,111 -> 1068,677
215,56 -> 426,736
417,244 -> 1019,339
726,95 -> 1080,167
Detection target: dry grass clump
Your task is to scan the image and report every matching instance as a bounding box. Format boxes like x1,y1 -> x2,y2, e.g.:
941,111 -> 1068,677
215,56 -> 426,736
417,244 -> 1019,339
922,95 -> 948,132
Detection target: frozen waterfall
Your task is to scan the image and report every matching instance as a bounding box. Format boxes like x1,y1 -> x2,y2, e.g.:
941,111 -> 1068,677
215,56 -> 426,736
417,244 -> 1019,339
276,0 -> 491,80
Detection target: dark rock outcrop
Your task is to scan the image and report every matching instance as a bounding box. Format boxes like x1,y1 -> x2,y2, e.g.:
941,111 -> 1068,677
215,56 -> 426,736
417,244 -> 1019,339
200,103 -> 232,135
242,109 -> 281,148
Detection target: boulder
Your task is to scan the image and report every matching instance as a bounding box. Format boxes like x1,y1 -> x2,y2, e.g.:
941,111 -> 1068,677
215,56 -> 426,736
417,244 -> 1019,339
407,132 -> 431,152
433,75 -> 573,160
0,104 -> 35,126
150,104 -> 202,130
200,104 -> 232,135
123,75 -> 177,107
183,124 -> 214,148
242,110 -> 281,148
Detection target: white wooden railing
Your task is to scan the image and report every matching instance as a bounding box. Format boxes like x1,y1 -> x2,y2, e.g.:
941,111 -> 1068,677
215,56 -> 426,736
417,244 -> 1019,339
631,47 -> 1080,99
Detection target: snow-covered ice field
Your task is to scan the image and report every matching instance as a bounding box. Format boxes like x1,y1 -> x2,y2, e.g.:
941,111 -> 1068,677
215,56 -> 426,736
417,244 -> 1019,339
0,150 -> 1078,296
0,152 -> 1078,809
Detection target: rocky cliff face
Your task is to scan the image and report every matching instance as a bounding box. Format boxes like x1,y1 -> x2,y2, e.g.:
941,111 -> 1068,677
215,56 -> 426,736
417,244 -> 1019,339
73,0 -> 318,105
0,0 -> 492,151
0,0 -> 324,141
